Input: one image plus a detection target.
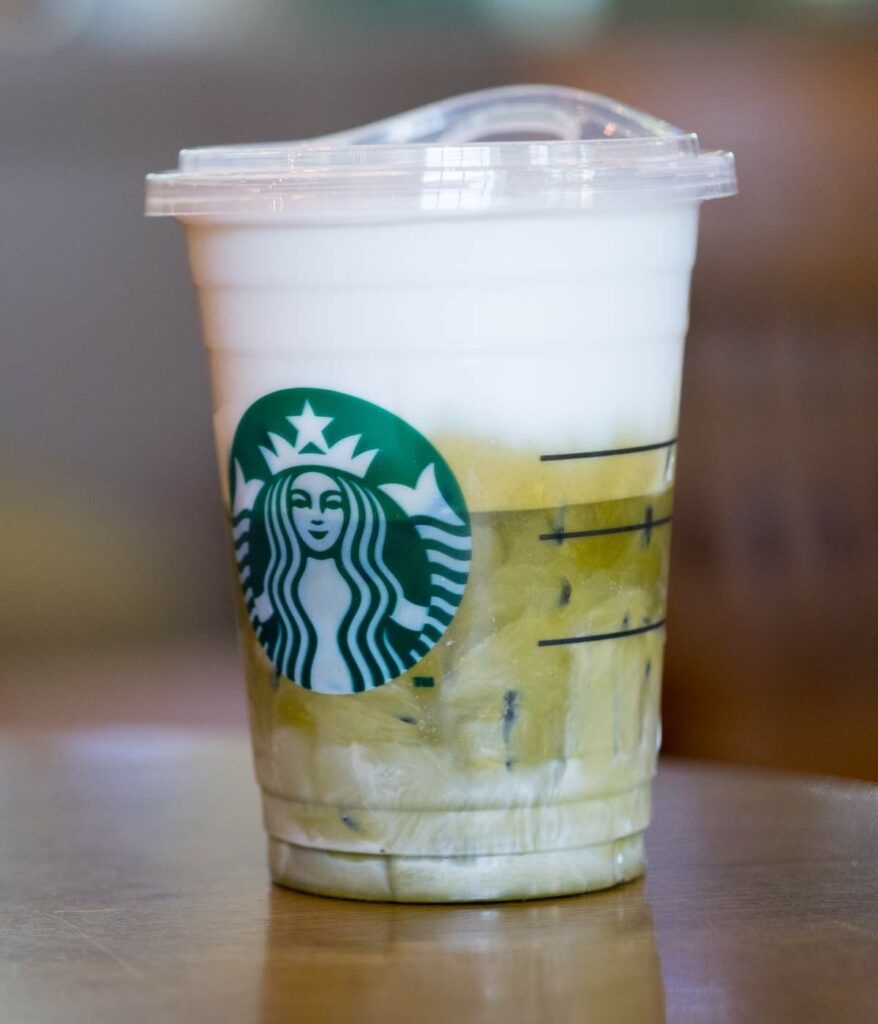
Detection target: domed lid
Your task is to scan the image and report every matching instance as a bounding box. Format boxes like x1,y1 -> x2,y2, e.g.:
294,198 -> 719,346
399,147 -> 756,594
145,84 -> 737,221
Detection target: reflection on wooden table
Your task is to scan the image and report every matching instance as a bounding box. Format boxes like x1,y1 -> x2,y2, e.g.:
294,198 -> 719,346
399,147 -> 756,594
259,888 -> 663,1023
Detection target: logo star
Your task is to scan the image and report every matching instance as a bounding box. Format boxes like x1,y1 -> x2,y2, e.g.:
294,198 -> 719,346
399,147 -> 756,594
287,401 -> 333,452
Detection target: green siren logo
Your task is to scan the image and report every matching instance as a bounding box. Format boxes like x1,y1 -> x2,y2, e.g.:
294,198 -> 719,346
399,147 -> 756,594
229,388 -> 471,694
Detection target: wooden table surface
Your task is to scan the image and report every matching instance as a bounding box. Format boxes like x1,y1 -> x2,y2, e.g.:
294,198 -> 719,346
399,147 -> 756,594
1,731 -> 875,1023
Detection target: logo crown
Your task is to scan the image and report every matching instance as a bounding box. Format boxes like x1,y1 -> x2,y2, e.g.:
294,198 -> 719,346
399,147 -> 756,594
258,401 -> 378,479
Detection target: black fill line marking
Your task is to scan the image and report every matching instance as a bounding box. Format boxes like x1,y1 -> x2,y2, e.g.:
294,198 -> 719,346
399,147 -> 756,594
539,514 -> 672,543
538,619 -> 666,648
540,438 -> 677,462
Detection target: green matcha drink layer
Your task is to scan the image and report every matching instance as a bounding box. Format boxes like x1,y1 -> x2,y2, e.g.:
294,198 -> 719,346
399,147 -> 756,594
241,486 -> 670,872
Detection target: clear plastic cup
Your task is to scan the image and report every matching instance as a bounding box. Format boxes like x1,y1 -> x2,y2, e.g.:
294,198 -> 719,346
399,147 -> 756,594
146,86 -> 736,902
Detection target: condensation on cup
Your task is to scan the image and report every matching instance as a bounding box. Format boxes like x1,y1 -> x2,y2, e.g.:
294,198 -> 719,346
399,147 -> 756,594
146,86 -> 737,902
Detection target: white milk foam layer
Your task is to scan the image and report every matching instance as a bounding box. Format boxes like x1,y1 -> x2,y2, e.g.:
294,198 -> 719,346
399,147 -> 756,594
186,206 -> 699,501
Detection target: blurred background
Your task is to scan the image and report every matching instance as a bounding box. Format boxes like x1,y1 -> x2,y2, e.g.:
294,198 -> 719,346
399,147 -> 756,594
1,0 -> 876,779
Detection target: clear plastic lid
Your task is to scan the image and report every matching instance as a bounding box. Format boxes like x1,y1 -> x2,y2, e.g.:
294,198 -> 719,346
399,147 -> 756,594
145,84 -> 737,221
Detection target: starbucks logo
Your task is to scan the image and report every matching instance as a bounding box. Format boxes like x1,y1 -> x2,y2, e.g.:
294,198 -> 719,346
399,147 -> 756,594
229,388 -> 471,694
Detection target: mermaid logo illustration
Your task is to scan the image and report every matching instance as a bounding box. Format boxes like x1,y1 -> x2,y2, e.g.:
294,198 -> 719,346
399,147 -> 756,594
229,388 -> 471,694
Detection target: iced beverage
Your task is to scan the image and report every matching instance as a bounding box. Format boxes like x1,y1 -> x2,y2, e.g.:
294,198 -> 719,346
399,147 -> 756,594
146,86 -> 736,901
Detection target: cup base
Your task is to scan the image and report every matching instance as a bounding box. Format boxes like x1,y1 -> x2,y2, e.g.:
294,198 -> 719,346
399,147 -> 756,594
268,833 -> 645,903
